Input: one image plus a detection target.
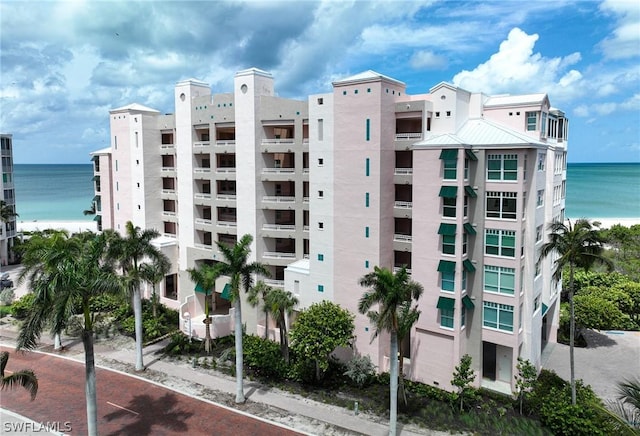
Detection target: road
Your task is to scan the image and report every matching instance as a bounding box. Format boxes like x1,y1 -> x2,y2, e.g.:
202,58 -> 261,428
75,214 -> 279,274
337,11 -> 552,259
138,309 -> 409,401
0,347 -> 301,435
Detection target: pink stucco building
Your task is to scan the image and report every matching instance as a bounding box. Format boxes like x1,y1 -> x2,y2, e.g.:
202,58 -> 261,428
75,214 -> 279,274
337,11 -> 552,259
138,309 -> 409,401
93,68 -> 567,394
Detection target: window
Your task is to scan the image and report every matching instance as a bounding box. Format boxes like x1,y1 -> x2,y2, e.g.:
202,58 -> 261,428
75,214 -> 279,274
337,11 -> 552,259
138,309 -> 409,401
442,235 -> 456,255
441,271 -> 455,292
318,190 -> 324,198
440,309 -> 454,328
317,98 -> 323,105
443,159 -> 457,179
365,158 -> 370,176
164,274 -> 177,300
318,158 -> 324,166
464,158 -> 469,179
462,232 -> 468,255
536,225 -> 543,242
318,119 -> 324,141
535,260 -> 541,277
462,270 -> 467,291
526,112 -> 537,131
485,229 -> 516,257
446,111 -> 451,117
534,296 -> 540,312
318,253 -> 324,261
487,154 -> 518,181
318,285 -> 324,292
443,197 -> 456,217
366,118 -> 370,141
486,191 -> 517,220
365,192 -> 370,207
537,153 -> 546,171
365,226 -> 370,238
365,260 -> 369,268
318,222 -> 324,229
537,190 -> 544,207
461,305 -> 466,328
484,265 -> 515,295
483,301 -> 514,332
464,196 -> 469,218
541,112 -> 547,136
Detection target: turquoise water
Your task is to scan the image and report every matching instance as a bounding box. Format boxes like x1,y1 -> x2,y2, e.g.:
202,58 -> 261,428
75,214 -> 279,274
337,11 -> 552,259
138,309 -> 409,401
12,162 -> 640,221
14,164 -> 95,221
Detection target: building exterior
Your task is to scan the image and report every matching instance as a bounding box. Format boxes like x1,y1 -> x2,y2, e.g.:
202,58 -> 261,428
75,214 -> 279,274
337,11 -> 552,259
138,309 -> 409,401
0,134 -> 18,266
93,68 -> 568,393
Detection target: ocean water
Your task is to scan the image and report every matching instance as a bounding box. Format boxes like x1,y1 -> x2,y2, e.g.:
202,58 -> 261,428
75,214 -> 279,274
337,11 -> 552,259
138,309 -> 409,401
14,164 -> 95,221
11,162 -> 640,221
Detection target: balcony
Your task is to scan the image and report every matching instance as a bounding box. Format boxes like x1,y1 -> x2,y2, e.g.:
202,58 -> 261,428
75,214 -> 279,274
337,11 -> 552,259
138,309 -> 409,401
395,132 -> 422,141
262,279 -> 285,289
193,141 -> 213,153
394,168 -> 413,185
262,196 -> 295,204
263,251 -> 296,259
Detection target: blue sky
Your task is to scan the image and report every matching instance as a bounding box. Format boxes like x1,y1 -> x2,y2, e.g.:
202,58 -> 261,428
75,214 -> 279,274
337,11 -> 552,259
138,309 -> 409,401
1,0 -> 638,164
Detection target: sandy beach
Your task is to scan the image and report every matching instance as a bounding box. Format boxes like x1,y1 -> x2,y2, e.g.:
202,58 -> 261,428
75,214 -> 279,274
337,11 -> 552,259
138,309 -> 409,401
17,220 -> 97,234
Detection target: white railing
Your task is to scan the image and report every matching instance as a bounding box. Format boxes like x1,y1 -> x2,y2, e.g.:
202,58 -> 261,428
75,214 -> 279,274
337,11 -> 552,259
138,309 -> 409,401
262,138 -> 295,145
162,211 -> 177,217
263,224 -> 296,231
215,140 -> 236,146
303,197 -> 309,204
216,194 -> 236,201
393,267 -> 413,275
394,234 -> 413,242
263,279 -> 285,288
262,168 -> 295,174
195,218 -> 212,226
263,196 -> 295,203
161,144 -> 175,149
263,252 -> 296,259
194,243 -> 213,250
193,141 -> 211,148
395,132 -> 422,140
217,221 -> 237,228
161,167 -> 176,172
162,189 -> 176,195
394,168 -> 413,175
394,201 -> 412,209
194,193 -> 212,200
194,168 -> 211,174
303,225 -> 309,231
216,168 -> 236,174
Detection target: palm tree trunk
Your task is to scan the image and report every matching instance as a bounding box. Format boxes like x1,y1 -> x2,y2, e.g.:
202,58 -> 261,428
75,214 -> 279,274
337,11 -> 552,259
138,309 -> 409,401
398,343 -> 407,407
264,309 -> 269,340
389,332 -> 399,436
82,329 -> 98,436
569,264 -> 576,405
133,289 -> 144,371
234,298 -> 245,403
151,285 -> 158,318
54,332 -> 62,351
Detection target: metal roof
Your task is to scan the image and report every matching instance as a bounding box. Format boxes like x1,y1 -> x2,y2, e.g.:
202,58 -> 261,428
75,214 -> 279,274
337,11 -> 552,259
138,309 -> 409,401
110,103 -> 160,114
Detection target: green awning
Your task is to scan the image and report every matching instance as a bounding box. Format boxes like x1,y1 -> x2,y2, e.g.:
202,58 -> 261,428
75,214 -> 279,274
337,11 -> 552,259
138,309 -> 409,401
91,155 -> 99,161
220,283 -> 231,301
438,223 -> 457,236
93,215 -> 101,222
542,303 -> 549,316
437,260 -> 456,273
194,283 -> 208,294
463,259 -> 476,272
462,295 -> 475,309
439,149 -> 458,160
464,186 -> 477,198
92,175 -> 100,181
463,223 -> 477,235
439,186 -> 458,198
436,296 -> 455,310
92,195 -> 100,202
465,149 -> 478,161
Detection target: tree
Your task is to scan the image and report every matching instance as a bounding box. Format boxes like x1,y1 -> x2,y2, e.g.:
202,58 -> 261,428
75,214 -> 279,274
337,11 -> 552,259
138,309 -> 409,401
358,266 -> 423,436
215,234 -> 269,403
187,261 -> 222,354
141,253 -> 170,318
264,288 -> 298,363
247,280 -> 274,340
290,300 -> 355,382
0,199 -> 18,223
0,351 -> 38,400
17,231 -> 122,436
515,357 -> 537,415
451,354 -> 476,413
83,202 -> 96,216
539,219 -> 613,405
396,299 -> 420,406
109,221 -> 165,371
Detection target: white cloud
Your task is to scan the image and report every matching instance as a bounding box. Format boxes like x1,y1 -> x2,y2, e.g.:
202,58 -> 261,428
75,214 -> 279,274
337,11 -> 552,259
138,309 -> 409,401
598,0 -> 640,59
572,93 -> 640,117
409,50 -> 448,70
452,28 -> 585,104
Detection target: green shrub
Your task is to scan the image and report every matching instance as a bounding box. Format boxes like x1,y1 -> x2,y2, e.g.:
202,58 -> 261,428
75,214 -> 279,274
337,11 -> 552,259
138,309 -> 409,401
9,293 -> 35,319
344,355 -> 376,387
243,334 -> 287,379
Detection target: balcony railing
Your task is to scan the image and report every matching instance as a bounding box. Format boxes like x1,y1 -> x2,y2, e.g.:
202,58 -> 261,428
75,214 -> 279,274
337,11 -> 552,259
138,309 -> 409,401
216,194 -> 236,201
194,168 -> 212,174
215,140 -> 236,146
393,267 -> 412,275
194,193 -> 212,200
263,196 -> 295,203
263,279 -> 285,288
394,234 -> 413,242
262,138 -> 295,145
394,201 -> 413,209
162,189 -> 176,195
394,168 -> 413,175
163,211 -> 177,217
217,221 -> 237,228
395,132 -> 422,140
161,143 -> 175,149
262,168 -> 295,174
195,218 -> 212,226
193,141 -> 211,148
263,251 -> 296,259
216,168 -> 236,174
263,224 -> 296,231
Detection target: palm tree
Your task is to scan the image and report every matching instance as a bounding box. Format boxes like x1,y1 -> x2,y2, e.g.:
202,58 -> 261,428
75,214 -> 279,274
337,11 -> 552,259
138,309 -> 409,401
358,266 -> 423,436
1,351 -> 38,400
0,200 -> 18,223
265,288 -> 299,363
247,280 -> 274,340
83,202 -> 96,216
215,234 -> 269,403
539,218 -> 612,405
141,252 -> 170,318
109,221 -> 165,371
187,262 -> 223,354
396,299 -> 421,406
17,231 -> 122,436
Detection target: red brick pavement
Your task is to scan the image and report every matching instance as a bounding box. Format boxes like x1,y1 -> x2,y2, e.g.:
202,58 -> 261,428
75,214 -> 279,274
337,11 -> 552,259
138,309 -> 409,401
0,347 -> 301,435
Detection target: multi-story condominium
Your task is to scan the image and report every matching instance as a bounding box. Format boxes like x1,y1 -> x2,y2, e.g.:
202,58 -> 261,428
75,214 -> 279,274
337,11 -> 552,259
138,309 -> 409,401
0,134 -> 18,266
93,68 -> 568,394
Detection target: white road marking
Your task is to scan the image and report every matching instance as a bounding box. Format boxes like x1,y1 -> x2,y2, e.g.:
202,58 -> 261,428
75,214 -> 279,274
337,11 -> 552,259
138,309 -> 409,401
106,401 -> 139,416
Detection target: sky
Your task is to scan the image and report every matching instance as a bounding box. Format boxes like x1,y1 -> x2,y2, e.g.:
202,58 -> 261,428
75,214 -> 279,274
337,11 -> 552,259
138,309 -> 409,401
1,0 -> 639,164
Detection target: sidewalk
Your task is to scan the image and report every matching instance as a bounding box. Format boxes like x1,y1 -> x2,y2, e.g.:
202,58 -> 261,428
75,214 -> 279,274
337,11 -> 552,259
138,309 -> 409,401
0,319 -> 440,436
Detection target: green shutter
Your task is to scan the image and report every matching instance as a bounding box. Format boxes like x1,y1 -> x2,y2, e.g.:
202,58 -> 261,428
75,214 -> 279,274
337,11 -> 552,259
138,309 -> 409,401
465,149 -> 478,161
436,296 -> 455,310
463,223 -> 477,235
464,186 -> 477,198
439,186 -> 458,198
542,303 -> 549,316
462,295 -> 475,309
438,223 -> 457,236
439,149 -> 458,160
221,283 -> 232,300
463,259 -> 476,272
366,119 -> 370,141
437,260 -> 456,273
93,215 -> 101,222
